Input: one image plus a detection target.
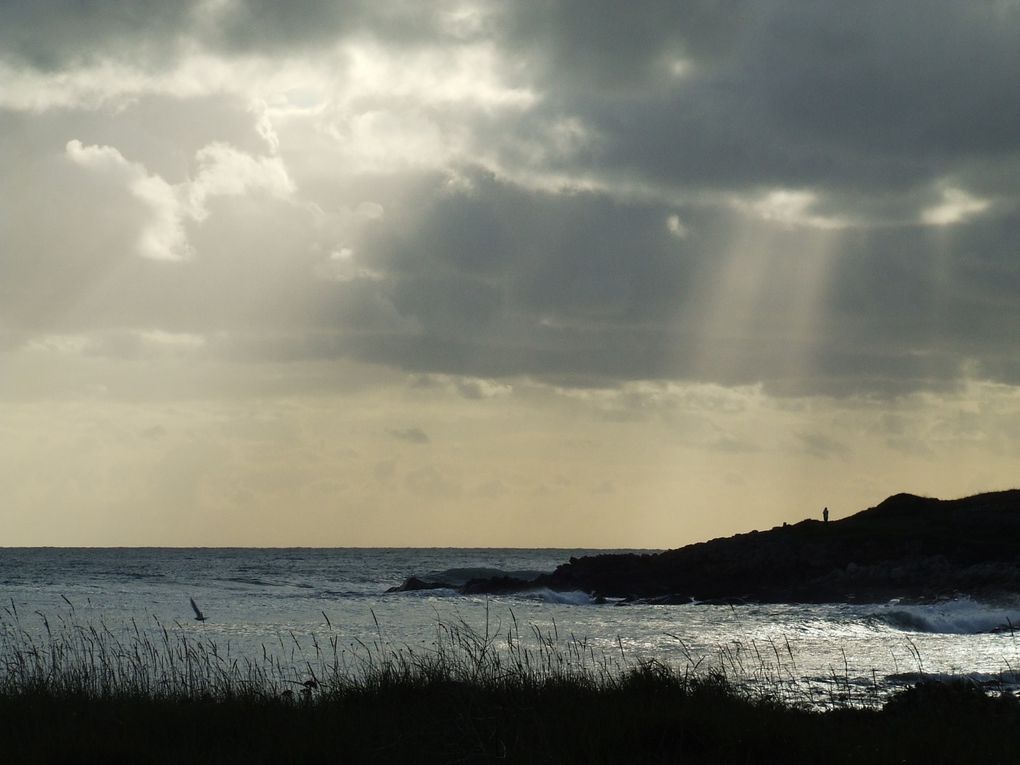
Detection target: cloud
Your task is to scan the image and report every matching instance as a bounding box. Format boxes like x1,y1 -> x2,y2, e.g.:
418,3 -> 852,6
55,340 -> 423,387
64,138 -> 292,261
21,330 -> 206,360
387,427 -> 430,444
10,4 -> 1020,549
66,138 -> 190,261
921,186 -> 991,227
187,142 -> 294,215
452,377 -> 513,400
740,189 -> 847,230
798,432 -> 851,460
3,1 -> 1020,400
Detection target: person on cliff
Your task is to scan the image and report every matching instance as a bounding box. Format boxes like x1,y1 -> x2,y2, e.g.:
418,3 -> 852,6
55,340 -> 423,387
823,507 -> 829,524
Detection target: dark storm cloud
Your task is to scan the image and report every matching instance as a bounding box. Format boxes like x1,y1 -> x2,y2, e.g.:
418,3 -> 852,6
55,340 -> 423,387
0,0 -> 728,76
0,0 -> 453,70
817,216 -> 1020,380
372,171 -> 693,322
7,0 -> 1019,195
747,3 -> 1020,158
3,1 -> 1020,397
395,1 -> 1020,392
204,0 -> 470,53
342,171 -> 1020,394
0,1 -> 193,69
501,0 -> 746,90
498,1 -> 1020,201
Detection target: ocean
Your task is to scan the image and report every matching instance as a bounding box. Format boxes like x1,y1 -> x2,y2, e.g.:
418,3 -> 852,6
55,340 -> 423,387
3,548 -> 1019,707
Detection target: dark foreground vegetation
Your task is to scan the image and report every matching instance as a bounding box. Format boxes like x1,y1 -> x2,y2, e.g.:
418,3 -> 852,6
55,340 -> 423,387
395,489 -> 1020,603
3,610 -> 1019,763
4,673 -> 1020,763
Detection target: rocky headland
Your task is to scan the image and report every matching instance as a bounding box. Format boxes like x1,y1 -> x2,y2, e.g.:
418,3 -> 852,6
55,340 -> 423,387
389,490 -> 1020,604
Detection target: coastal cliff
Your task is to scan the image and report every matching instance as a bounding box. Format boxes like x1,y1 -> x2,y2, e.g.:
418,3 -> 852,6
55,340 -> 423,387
390,490 -> 1020,603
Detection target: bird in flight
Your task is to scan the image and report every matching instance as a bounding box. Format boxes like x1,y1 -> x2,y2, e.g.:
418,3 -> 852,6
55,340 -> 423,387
190,597 -> 207,622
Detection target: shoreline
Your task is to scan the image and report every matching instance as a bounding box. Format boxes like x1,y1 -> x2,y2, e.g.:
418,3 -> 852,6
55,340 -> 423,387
5,600 -> 1019,761
390,490 -> 1020,605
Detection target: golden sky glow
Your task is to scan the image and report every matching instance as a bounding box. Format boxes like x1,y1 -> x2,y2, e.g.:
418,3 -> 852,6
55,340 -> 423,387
2,1 -> 1019,546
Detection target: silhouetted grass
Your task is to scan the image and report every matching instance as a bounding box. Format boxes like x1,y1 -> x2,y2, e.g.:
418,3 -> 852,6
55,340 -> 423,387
2,606 -> 1019,763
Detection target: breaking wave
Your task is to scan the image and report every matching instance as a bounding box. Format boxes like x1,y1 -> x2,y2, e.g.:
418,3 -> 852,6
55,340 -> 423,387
517,589 -> 595,606
873,598 -> 1020,635
886,670 -> 1020,687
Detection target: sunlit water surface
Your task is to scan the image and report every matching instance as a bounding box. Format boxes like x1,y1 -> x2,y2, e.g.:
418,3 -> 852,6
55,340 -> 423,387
3,548 -> 1019,708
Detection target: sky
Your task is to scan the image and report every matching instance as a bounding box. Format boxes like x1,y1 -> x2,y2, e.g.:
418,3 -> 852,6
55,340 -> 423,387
2,1 -> 1019,547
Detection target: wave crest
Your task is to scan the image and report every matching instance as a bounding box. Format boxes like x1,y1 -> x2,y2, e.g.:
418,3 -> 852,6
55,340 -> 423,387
873,598 -> 1020,634
518,588 -> 595,605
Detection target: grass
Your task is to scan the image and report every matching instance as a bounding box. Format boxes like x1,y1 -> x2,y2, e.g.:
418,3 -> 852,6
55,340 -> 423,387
2,604 -> 1019,763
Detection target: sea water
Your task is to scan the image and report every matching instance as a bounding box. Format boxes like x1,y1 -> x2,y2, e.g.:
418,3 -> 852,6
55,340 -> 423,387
3,548 -> 1019,707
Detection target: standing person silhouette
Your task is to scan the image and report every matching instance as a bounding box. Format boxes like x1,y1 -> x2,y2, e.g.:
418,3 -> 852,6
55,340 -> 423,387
823,507 -> 829,524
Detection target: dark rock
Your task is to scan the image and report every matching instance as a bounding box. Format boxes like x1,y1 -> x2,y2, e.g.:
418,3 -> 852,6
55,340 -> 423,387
386,576 -> 454,593
427,490 -> 1020,604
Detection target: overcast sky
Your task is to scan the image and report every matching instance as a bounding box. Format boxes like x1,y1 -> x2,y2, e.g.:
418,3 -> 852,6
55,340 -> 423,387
2,1 -> 1019,546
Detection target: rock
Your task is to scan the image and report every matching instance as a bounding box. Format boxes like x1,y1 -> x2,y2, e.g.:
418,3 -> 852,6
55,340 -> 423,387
427,490 -> 1020,604
385,576 -> 454,593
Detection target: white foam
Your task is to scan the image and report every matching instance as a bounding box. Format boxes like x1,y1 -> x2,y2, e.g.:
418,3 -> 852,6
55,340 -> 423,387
519,588 -> 595,605
400,587 -> 460,599
887,670 -> 1020,686
874,597 -> 1020,635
